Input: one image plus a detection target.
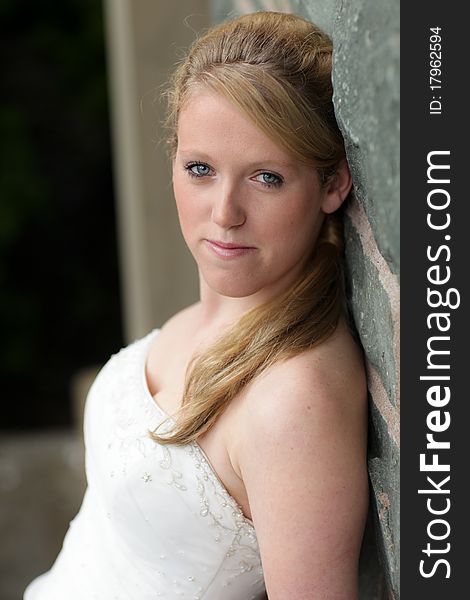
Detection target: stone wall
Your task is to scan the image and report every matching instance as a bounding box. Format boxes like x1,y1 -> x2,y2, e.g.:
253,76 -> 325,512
210,1 -> 400,598
333,1 -> 400,597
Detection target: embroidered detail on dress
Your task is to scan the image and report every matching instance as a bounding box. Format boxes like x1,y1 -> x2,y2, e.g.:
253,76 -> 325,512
187,443 -> 254,530
158,446 -> 188,491
185,443 -> 262,583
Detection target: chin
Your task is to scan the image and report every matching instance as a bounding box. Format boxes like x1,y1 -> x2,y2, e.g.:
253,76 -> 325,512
202,269 -> 264,299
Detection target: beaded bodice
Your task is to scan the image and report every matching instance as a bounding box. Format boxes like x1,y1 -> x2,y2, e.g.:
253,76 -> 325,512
24,330 -> 265,600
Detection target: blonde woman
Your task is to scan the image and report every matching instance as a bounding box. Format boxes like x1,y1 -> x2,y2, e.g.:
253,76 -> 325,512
24,11 -> 368,600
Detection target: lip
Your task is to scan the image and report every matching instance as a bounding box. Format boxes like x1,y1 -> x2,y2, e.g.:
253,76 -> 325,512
204,239 -> 257,258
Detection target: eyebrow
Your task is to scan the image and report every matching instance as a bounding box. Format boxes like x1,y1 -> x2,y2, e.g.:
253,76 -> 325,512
177,149 -> 299,172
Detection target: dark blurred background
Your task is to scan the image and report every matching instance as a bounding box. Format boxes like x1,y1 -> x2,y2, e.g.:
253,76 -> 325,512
1,0 -> 123,431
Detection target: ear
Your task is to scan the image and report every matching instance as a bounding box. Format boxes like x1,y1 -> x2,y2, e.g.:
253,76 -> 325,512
320,159 -> 353,214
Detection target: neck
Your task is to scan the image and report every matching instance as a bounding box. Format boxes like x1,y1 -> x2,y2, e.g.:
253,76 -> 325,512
197,277 -> 259,330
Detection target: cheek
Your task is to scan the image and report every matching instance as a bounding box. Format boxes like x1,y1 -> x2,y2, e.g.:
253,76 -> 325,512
270,200 -> 322,257
173,177 -> 199,231
272,199 -> 319,238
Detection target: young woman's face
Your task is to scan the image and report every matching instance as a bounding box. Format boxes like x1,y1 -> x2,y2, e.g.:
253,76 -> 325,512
173,90 -> 331,300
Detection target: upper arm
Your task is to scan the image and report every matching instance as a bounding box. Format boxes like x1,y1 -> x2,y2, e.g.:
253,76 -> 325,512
236,354 -> 369,600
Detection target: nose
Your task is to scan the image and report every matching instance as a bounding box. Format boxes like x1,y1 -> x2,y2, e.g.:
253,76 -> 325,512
211,182 -> 246,229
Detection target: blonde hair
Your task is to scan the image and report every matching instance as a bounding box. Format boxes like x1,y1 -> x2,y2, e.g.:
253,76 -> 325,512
150,11 -> 348,445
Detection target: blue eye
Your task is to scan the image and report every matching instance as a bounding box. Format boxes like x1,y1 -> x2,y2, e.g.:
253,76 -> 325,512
185,162 -> 211,177
256,172 -> 283,188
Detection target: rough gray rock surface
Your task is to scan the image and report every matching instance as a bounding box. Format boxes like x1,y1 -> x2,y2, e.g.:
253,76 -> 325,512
333,1 -> 400,598
334,0 -> 400,274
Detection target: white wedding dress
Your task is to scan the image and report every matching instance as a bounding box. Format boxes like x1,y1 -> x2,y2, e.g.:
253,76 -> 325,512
24,329 -> 265,599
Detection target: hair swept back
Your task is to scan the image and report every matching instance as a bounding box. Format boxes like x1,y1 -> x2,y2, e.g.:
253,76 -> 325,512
150,11 -> 349,445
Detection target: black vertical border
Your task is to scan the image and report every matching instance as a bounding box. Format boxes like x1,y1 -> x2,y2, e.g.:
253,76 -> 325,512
401,2 -> 469,597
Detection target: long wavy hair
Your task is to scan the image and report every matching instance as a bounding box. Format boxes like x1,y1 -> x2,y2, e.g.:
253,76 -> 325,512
150,11 -> 348,445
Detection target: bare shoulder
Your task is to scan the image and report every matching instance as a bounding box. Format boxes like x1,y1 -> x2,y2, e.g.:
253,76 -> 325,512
234,319 -> 368,476
234,321 -> 368,599
239,319 -> 367,433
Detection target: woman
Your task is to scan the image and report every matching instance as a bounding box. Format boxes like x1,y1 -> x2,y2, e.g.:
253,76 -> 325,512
24,11 -> 368,600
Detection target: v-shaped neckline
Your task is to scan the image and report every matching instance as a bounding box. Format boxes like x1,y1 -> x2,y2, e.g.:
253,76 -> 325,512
140,328 -> 255,528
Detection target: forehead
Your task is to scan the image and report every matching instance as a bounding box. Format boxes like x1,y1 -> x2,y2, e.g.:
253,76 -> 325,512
176,90 -> 298,167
